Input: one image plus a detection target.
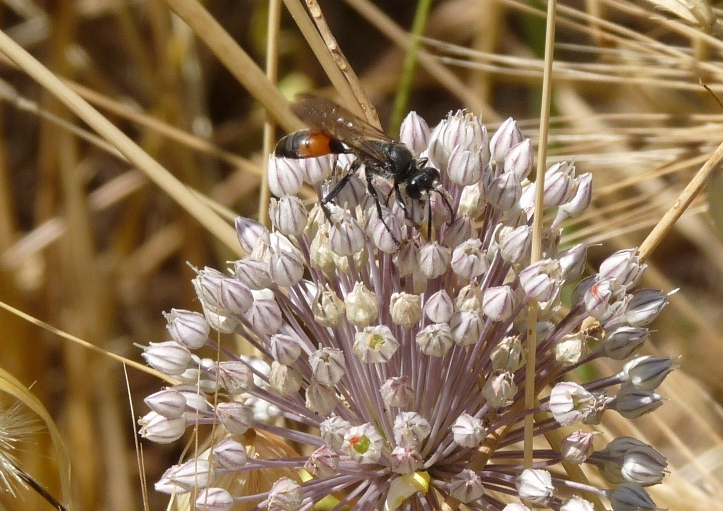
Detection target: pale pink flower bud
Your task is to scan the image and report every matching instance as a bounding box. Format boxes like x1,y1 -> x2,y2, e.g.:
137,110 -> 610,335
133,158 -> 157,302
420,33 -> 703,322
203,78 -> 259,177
269,245 -> 305,287
498,224 -> 531,264
235,217 -> 269,254
452,413 -> 486,447
138,411 -> 186,444
622,356 -> 675,391
394,239 -> 420,276
326,173 -> 366,212
549,382 -> 596,425
310,347 -> 346,386
442,214 -> 476,249
145,388 -> 187,418
560,496 -> 595,511
196,487 -> 233,511
418,242 -> 450,279
142,341 -> 191,375
390,292 -> 422,329
215,361 -> 254,394
481,370 -> 517,408
504,139 -> 533,180
543,162 -> 575,207
599,248 -> 645,290
212,438 -> 248,470
607,483 -> 656,511
399,111 -> 430,156
192,267 -> 253,316
612,386 -> 663,419
553,172 -> 592,228
174,384 -> 211,412
304,445 -> 339,479
620,445 -> 667,485
519,259 -> 560,302
345,282 -> 379,327
267,477 -> 303,511
424,290 -> 454,323
584,279 -> 613,319
269,195 -> 308,236
370,206 -> 403,253
490,117 -> 524,161
416,323 -> 454,357
602,327 -> 648,360
450,469 -> 485,503
269,361 -> 303,395
428,110 -> 485,167
393,412 -> 431,448
267,154 -> 303,197
353,325 -> 399,363
450,310 -> 483,346
451,239 -> 488,279
157,459 -> 214,492
233,257 -> 272,290
448,146 -> 483,185
216,402 -> 254,434
269,334 -> 303,365
558,243 -> 588,283
515,468 -> 554,504
490,336 -> 525,371
313,287 -> 345,327
343,423 -> 383,463
380,376 -> 414,408
329,211 -> 365,256
623,289 -> 668,327
488,171 -> 522,211
320,415 -> 351,450
299,155 -> 333,185
483,285 -> 518,321
560,430 -> 596,464
305,379 -> 337,415
164,309 -> 209,349
244,290 -> 282,335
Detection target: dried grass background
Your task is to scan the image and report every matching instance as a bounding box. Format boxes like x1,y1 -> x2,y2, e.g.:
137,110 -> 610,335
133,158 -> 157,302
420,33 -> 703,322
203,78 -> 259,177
0,0 -> 722,510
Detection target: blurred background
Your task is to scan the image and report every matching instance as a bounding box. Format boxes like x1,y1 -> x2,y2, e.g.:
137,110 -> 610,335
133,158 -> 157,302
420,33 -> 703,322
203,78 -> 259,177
0,0 -> 722,510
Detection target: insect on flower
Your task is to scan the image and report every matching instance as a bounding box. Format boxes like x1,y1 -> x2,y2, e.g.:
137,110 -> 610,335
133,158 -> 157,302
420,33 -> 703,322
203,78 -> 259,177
275,93 -> 455,242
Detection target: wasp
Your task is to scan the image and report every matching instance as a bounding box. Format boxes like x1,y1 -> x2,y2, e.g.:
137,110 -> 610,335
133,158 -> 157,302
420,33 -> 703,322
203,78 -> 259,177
275,93 -> 454,242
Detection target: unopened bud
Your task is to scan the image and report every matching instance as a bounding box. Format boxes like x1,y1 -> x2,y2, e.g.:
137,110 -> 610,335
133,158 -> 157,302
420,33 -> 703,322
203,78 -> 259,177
164,309 -> 210,349
269,195 -> 308,236
399,111 -> 430,156
268,154 -> 303,196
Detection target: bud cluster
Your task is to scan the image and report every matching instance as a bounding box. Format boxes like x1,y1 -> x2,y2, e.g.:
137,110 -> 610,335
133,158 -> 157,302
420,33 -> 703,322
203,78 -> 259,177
139,109 -> 671,511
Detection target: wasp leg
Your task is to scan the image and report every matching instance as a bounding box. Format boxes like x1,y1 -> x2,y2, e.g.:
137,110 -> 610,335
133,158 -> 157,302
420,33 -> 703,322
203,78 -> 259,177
365,171 -> 400,245
392,183 -> 412,220
320,161 -> 361,222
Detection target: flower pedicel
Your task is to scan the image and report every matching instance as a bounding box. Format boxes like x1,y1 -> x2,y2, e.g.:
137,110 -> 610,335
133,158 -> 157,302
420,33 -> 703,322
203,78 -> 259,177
140,106 -> 672,511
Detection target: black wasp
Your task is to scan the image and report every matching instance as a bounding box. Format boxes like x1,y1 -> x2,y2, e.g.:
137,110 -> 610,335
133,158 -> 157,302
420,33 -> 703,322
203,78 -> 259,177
275,93 -> 454,242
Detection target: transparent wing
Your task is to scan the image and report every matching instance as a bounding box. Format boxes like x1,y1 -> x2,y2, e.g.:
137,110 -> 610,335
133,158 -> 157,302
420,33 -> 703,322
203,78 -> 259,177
291,93 -> 394,163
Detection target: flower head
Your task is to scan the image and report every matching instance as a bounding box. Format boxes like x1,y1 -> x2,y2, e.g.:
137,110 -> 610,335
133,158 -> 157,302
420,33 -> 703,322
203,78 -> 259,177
140,109 -> 670,510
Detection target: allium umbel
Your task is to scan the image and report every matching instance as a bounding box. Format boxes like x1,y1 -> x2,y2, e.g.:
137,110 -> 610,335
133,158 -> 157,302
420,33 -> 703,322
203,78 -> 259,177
140,109 -> 672,511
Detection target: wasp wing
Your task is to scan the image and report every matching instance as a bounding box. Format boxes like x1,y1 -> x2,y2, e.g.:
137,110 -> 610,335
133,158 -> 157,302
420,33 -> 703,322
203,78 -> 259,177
291,93 -> 394,163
